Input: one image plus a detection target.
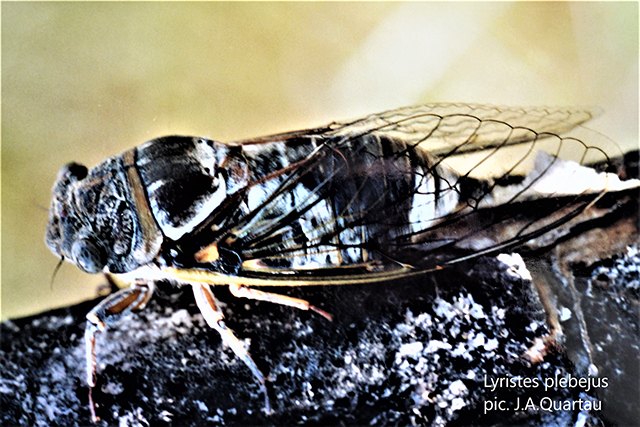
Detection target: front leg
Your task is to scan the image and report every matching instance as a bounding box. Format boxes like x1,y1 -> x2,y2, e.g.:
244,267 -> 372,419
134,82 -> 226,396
85,281 -> 155,422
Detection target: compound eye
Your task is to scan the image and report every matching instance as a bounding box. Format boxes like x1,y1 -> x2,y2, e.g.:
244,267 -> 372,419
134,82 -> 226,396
58,163 -> 88,182
71,238 -> 106,274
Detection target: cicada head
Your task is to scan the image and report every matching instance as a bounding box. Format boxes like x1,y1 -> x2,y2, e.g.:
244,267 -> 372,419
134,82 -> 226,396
46,163 -> 101,273
46,157 -> 162,275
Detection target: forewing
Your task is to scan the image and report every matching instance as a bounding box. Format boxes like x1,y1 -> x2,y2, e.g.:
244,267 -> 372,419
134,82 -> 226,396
237,104 -> 613,180
326,103 -> 600,155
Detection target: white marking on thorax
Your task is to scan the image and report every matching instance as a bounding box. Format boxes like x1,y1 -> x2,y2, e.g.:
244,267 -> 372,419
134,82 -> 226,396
158,174 -> 227,241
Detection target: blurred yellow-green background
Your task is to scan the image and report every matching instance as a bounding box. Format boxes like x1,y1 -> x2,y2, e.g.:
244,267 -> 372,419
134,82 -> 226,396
2,2 -> 638,320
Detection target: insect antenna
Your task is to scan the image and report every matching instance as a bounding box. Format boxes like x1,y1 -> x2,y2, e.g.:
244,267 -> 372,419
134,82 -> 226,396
50,256 -> 65,291
36,202 -> 50,212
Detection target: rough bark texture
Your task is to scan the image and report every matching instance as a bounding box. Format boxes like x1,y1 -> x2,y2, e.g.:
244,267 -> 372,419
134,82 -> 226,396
3,247 -> 637,427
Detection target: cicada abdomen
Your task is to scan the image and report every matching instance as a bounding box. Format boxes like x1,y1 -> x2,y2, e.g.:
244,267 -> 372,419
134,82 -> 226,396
45,103 -> 639,420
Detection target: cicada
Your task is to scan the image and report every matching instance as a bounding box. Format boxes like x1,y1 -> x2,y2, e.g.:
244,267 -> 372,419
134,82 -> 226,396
45,103 -> 639,421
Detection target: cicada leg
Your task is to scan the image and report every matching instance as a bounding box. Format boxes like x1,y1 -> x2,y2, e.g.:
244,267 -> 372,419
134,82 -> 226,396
191,283 -> 273,414
85,281 -> 155,422
228,283 -> 333,321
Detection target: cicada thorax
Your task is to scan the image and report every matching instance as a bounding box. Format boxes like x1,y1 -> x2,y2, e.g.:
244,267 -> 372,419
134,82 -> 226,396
134,136 -> 240,240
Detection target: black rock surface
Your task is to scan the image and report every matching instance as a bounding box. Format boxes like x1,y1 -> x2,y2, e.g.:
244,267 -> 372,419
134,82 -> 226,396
4,252 -> 628,427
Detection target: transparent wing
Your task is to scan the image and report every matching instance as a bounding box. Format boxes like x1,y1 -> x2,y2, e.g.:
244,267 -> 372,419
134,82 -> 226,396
238,103 -> 618,180
326,104 -> 599,151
